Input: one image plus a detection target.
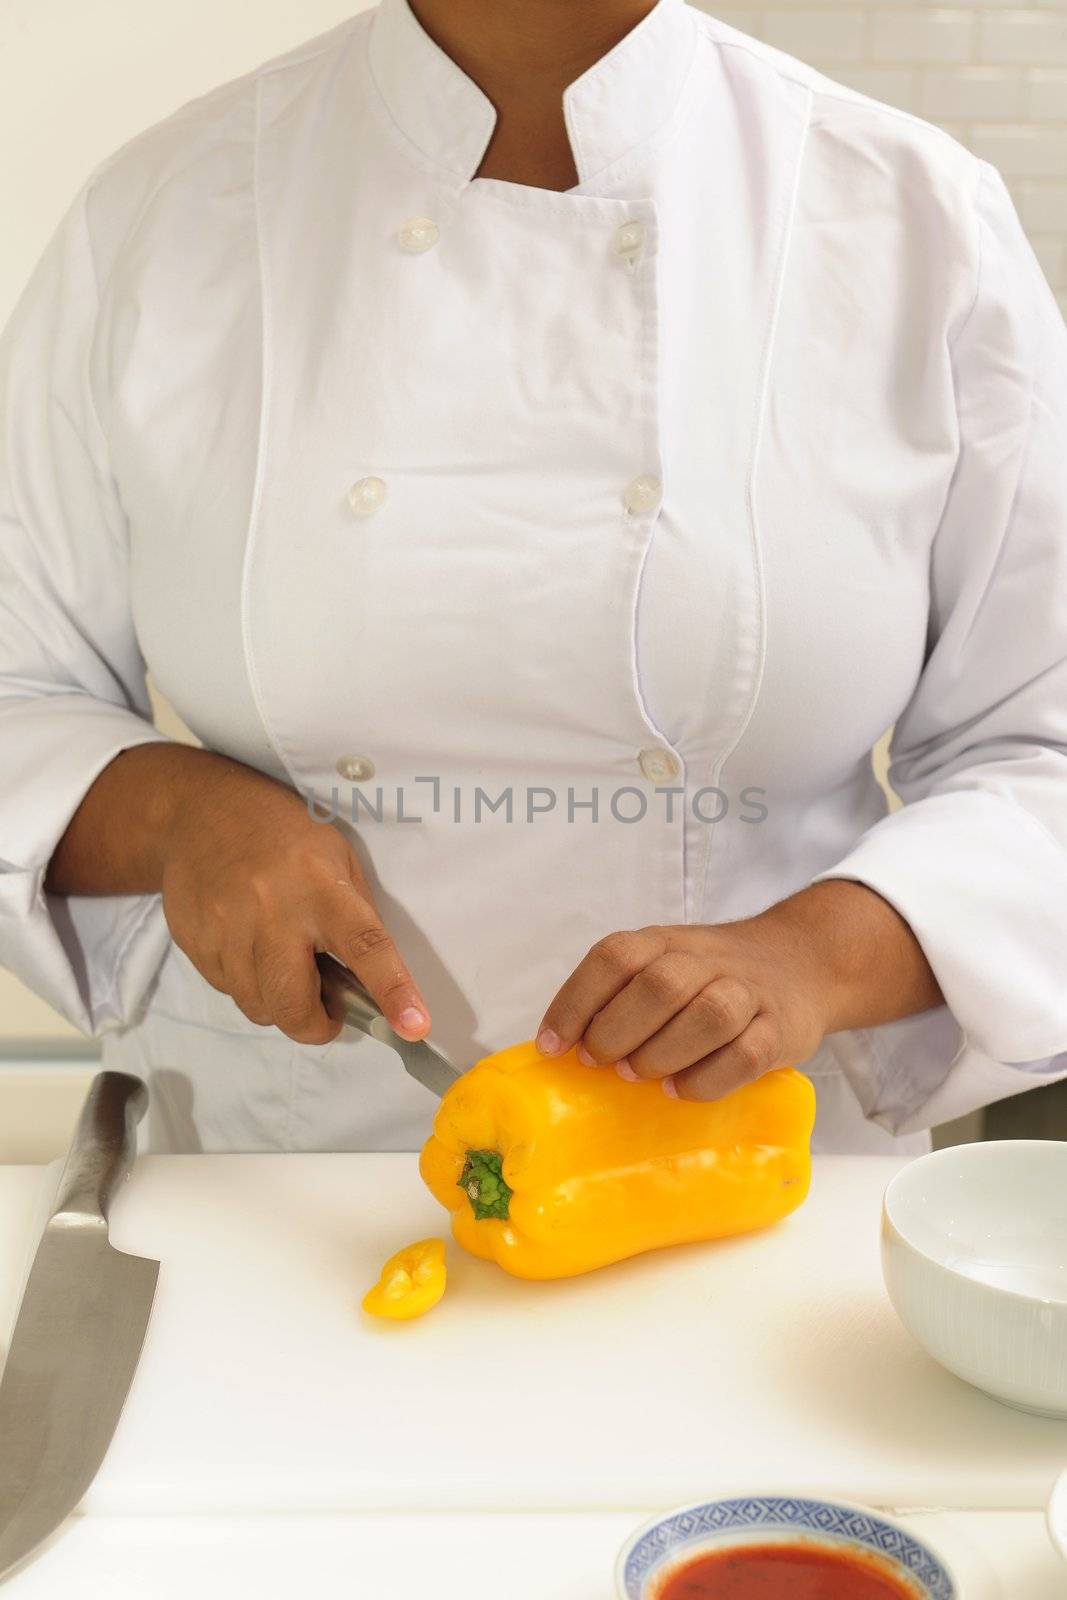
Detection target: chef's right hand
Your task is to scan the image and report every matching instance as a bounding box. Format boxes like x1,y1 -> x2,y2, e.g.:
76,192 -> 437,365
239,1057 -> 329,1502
159,755 -> 430,1045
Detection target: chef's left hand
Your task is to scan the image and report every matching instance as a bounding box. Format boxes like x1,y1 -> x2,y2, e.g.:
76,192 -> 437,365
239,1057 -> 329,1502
534,880 -> 942,1101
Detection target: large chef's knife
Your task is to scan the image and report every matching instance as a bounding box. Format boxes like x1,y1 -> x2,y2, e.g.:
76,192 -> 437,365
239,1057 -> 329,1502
0,1072 -> 157,1583
316,951 -> 463,1098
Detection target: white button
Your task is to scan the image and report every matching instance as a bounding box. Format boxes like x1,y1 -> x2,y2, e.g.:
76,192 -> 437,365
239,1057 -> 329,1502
347,476 -> 387,517
623,474 -> 662,515
397,216 -> 440,253
614,220 -> 646,260
336,755 -> 376,782
638,747 -> 680,783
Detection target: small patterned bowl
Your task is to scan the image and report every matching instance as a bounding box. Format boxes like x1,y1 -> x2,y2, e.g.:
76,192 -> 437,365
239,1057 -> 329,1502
614,1495 -> 957,1599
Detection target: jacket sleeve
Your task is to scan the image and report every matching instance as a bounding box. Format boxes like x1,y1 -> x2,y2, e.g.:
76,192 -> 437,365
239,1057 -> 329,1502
0,171 -> 175,1035
811,158 -> 1067,1135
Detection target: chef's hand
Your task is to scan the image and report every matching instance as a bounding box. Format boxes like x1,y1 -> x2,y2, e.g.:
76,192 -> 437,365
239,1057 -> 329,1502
158,750 -> 430,1046
534,880 -> 942,1100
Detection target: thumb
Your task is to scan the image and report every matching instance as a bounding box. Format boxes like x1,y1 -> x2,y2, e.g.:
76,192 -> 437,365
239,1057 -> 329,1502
318,884 -> 431,1040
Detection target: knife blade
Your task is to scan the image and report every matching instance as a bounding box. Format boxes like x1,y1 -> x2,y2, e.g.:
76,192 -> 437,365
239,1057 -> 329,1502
0,1072 -> 157,1583
316,951 -> 463,1098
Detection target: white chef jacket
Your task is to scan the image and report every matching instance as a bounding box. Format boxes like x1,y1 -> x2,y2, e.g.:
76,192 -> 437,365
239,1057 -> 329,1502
2,0 -> 1066,1156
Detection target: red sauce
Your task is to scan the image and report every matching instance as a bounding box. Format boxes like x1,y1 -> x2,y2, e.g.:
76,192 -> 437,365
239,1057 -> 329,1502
656,1542 -> 918,1599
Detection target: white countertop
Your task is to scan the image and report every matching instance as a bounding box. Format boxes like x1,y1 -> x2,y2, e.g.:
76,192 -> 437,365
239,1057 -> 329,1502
1,1153 -> 1065,1595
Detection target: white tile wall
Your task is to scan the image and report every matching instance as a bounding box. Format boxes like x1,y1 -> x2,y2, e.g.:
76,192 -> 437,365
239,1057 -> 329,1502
870,9 -> 975,65
692,0 -> 1067,321
0,1064 -> 97,1164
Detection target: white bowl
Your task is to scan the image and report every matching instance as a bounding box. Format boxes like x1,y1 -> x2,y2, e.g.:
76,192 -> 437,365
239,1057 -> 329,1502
1048,1468 -> 1067,1562
615,1495 -> 957,1598
882,1140 -> 1067,1417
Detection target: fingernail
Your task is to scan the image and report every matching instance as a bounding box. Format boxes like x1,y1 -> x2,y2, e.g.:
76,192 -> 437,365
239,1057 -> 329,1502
576,1043 -> 597,1066
398,1006 -> 427,1034
662,1076 -> 679,1098
616,1058 -> 640,1082
536,1028 -> 562,1055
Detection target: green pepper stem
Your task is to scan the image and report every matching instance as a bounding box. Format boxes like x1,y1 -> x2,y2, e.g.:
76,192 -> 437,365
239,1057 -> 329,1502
458,1149 -> 513,1221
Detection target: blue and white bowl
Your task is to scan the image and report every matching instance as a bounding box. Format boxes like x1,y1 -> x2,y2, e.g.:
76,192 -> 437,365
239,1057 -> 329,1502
615,1495 -> 957,1599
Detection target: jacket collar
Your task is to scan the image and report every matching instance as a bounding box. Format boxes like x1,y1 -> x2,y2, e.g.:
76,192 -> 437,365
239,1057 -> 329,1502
367,0 -> 698,187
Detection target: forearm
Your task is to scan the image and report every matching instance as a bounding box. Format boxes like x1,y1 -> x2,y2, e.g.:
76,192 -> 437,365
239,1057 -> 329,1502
44,743 -> 298,896
757,878 -> 944,1033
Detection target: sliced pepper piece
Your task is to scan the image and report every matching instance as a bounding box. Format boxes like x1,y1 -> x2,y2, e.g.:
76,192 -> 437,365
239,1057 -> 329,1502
420,1042 -> 816,1280
362,1237 -> 447,1320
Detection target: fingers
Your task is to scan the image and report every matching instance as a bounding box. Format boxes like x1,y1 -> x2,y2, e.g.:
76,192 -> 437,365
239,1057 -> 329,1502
223,949 -> 273,1028
193,905 -> 423,1048
255,935 -> 344,1045
622,976 -> 757,1079
319,882 -> 430,1039
665,1012 -> 785,1102
581,961 -> 745,1070
536,928 -> 668,1054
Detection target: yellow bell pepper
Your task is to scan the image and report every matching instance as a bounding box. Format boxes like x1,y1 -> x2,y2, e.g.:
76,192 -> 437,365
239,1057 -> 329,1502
419,1043 -> 815,1280
362,1237 -> 447,1319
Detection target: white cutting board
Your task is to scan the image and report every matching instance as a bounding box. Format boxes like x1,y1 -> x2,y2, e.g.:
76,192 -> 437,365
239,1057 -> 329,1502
5,1512 -> 1063,1600
5,1154 -> 1066,1514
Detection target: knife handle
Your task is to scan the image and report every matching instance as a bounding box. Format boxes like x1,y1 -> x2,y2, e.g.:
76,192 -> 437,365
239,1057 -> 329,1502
315,950 -> 384,1036
52,1071 -> 149,1224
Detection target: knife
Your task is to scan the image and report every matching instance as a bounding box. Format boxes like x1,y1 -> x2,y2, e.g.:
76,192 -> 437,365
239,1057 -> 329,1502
0,1072 -> 158,1583
316,951 -> 463,1098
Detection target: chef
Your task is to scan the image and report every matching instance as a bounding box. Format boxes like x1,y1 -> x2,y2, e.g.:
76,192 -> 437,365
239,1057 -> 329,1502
1,0 -> 1065,1157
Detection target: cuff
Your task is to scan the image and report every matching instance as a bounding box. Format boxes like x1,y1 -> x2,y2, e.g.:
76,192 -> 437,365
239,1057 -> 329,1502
0,870 -> 173,1034
0,696 -> 175,1032
811,788 -> 1067,1065
823,1008 -> 1067,1137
